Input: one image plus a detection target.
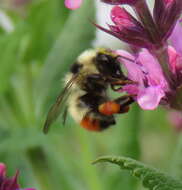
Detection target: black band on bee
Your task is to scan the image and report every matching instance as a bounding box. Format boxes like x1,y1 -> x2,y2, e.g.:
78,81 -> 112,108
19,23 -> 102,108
100,118 -> 116,130
79,93 -> 106,110
83,74 -> 107,92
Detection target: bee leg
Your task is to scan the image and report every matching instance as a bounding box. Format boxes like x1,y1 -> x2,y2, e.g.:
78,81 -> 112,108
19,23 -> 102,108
108,78 -> 136,91
111,84 -> 122,91
98,95 -> 135,116
115,95 -> 135,113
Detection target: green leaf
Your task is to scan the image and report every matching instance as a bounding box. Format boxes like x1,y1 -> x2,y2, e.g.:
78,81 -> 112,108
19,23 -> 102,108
36,0 -> 96,111
93,156 -> 182,190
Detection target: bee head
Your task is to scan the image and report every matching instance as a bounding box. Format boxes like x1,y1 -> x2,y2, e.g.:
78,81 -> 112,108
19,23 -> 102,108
95,49 -> 123,78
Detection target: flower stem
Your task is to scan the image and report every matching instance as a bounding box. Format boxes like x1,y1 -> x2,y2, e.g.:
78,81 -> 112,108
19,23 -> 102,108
115,104 -> 141,189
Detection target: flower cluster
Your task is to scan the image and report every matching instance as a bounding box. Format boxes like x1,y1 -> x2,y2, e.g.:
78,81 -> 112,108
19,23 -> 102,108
0,163 -> 36,190
64,0 -> 182,111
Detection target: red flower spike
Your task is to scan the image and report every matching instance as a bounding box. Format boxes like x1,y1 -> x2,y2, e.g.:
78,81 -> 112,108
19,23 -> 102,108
0,163 -> 36,190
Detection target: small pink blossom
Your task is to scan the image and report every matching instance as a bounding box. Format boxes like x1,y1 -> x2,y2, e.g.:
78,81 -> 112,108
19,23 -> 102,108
116,49 -> 169,110
64,0 -> 83,10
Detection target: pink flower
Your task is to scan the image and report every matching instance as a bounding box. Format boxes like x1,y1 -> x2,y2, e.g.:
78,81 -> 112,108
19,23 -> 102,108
0,163 -> 36,190
64,0 -> 83,10
116,49 -> 170,110
94,0 -> 182,111
116,44 -> 182,110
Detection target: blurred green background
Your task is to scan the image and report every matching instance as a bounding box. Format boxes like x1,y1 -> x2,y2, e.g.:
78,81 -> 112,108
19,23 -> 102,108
0,0 -> 180,190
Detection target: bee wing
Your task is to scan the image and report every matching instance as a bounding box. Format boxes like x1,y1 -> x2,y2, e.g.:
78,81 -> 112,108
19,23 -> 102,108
43,74 -> 78,134
62,106 -> 68,126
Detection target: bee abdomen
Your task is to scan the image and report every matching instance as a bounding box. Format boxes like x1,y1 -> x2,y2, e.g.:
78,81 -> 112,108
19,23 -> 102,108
80,114 -> 115,132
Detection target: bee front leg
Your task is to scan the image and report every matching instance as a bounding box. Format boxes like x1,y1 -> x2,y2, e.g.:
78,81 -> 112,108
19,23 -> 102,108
98,95 -> 135,116
107,77 -> 136,91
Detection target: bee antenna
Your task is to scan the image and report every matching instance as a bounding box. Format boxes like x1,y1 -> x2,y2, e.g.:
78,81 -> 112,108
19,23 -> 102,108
117,55 -> 135,63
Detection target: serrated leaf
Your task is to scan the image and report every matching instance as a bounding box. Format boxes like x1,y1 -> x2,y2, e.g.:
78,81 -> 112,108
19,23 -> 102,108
93,156 -> 182,190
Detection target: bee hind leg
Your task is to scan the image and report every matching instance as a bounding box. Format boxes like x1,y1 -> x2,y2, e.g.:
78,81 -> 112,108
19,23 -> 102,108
98,95 -> 135,116
115,95 -> 135,113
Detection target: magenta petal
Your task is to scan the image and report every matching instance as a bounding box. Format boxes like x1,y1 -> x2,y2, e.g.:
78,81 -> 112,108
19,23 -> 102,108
111,6 -> 135,27
117,50 -> 144,84
0,163 -> 6,177
138,49 -> 163,82
64,0 -> 83,10
137,86 -> 165,110
138,49 -> 169,90
169,22 -> 182,56
122,84 -> 139,95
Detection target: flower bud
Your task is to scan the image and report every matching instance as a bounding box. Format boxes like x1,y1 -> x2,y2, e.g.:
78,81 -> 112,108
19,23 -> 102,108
64,0 -> 83,10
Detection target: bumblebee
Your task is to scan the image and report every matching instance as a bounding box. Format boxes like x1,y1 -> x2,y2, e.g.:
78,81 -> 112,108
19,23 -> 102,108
43,48 -> 134,133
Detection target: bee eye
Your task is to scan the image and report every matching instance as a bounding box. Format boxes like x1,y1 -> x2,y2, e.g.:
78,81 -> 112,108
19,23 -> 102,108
99,55 -> 109,62
70,63 -> 82,74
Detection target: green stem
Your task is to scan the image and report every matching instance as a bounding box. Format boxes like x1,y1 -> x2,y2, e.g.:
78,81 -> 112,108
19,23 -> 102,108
76,129 -> 104,190
171,134 -> 182,180
118,104 -> 141,159
26,146 -> 55,190
113,104 -> 141,190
